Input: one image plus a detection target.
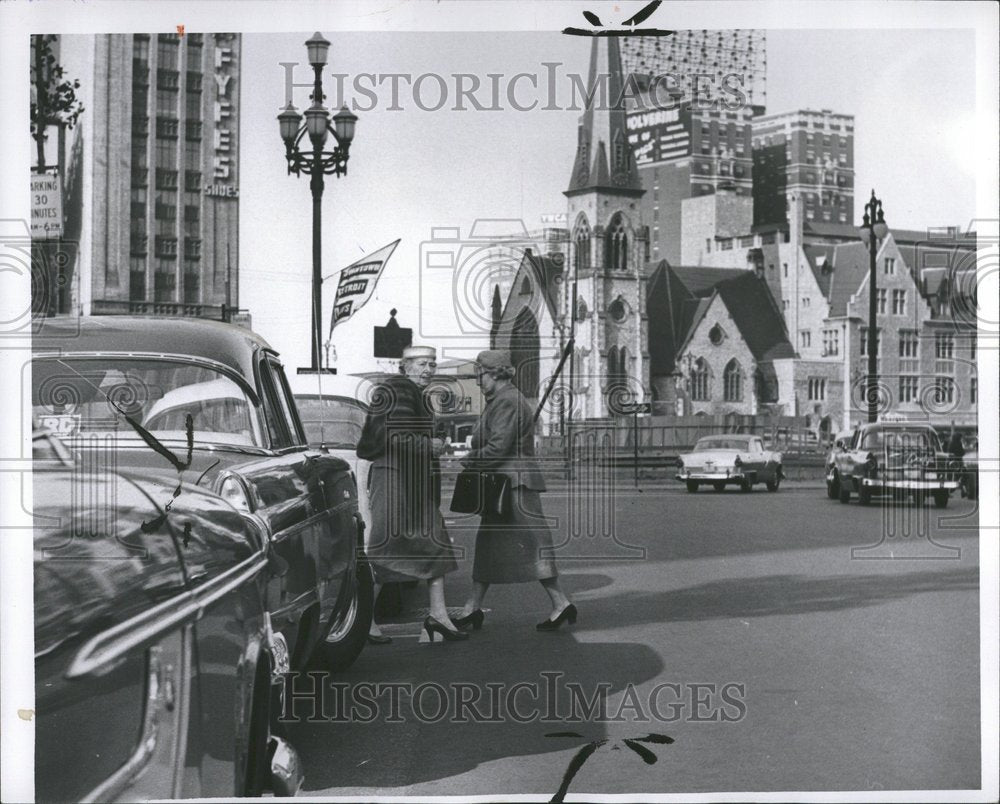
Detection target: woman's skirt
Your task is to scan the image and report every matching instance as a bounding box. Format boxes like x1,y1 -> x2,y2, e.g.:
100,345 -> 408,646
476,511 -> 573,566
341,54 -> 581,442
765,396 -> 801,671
366,465 -> 458,582
472,485 -> 558,584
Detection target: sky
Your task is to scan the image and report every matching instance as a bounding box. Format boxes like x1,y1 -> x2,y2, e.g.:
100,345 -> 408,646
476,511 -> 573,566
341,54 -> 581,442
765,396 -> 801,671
238,25 -> 979,373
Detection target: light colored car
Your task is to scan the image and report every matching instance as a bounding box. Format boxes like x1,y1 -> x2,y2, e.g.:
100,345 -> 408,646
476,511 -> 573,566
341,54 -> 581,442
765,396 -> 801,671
288,371 -> 375,533
676,434 -> 783,493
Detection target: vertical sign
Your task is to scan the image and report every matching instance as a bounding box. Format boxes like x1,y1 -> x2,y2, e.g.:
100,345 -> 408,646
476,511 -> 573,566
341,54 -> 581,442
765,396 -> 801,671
30,172 -> 63,238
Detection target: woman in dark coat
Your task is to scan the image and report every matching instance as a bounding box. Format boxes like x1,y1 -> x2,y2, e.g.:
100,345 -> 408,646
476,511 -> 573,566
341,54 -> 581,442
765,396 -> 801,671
356,345 -> 466,642
454,350 -> 577,631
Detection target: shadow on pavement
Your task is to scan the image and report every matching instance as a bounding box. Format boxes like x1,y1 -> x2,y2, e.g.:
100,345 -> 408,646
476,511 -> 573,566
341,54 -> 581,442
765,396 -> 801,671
286,612 -> 663,792
591,565 -> 979,624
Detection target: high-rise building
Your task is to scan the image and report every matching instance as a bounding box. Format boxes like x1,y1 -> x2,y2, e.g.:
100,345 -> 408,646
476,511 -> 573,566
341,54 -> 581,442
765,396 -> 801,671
33,33 -> 241,319
620,30 -> 767,109
751,108 -> 854,228
620,31 -> 765,264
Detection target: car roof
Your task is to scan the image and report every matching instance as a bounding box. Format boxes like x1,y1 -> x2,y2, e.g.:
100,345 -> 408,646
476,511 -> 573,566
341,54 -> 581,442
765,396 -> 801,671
287,371 -> 376,405
697,434 -> 755,443
31,316 -> 274,383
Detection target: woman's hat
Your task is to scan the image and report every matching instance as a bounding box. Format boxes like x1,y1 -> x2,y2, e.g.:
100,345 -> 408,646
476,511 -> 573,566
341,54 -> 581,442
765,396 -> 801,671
402,345 -> 437,360
475,349 -> 513,371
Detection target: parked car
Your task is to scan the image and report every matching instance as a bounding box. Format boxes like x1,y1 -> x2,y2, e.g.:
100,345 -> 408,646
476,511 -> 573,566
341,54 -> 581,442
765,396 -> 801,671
288,370 -> 375,533
676,434 -> 783,493
32,427 -> 303,800
31,316 -> 373,673
829,422 -> 959,507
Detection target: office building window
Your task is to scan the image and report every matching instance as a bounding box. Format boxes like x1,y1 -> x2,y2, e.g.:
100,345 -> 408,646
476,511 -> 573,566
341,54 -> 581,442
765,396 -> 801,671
782,299 -> 789,312
800,330 -> 811,349
782,262 -> 788,277
884,257 -> 895,275
802,297 -> 810,308
822,329 -> 839,356
876,288 -> 887,314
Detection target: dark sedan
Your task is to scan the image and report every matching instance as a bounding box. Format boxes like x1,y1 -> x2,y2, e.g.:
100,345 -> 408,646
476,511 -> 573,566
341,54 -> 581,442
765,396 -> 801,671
31,316 -> 373,675
33,428 -> 302,800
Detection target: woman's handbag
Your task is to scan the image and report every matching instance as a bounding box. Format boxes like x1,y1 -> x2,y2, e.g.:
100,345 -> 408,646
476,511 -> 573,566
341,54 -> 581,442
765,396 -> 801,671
450,469 -> 483,514
450,470 -> 512,519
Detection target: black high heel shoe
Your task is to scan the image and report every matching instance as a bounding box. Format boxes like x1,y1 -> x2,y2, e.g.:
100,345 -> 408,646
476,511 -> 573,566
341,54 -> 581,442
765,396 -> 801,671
452,609 -> 485,631
536,603 -> 578,631
423,615 -> 469,642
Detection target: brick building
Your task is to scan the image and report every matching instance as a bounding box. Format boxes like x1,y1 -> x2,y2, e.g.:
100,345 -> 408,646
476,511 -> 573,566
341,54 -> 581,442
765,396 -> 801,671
751,108 -> 855,228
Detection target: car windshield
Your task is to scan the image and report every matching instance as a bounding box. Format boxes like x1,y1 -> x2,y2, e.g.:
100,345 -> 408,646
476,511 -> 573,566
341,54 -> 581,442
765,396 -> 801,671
32,357 -> 264,447
294,395 -> 366,449
694,437 -> 751,451
862,429 -> 937,451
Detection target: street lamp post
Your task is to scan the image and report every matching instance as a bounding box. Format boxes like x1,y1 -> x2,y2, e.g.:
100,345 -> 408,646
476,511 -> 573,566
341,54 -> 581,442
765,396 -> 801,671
858,190 -> 889,423
278,32 -> 358,371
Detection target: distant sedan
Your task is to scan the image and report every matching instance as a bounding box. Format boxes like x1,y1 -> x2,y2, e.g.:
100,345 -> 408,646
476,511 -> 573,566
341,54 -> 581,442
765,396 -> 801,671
676,434 -> 783,493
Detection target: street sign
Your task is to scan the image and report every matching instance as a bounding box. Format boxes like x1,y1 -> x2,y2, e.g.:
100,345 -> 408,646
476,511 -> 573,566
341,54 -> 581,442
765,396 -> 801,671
619,402 -> 652,415
30,172 -> 63,238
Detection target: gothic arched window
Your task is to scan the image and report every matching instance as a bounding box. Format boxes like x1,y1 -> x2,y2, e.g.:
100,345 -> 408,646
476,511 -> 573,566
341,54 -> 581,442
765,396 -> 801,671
690,358 -> 711,402
605,212 -> 628,272
573,218 -> 591,276
723,359 -> 743,402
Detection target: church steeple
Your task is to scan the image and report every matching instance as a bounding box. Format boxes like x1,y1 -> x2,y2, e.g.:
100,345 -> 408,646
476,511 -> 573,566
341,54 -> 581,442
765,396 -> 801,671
566,37 -> 643,197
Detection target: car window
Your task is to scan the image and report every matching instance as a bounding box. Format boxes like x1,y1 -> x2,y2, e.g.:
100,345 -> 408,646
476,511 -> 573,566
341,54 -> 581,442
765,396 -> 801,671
32,357 -> 264,448
259,358 -> 304,449
694,437 -> 751,451
751,438 -> 763,452
294,395 -> 366,448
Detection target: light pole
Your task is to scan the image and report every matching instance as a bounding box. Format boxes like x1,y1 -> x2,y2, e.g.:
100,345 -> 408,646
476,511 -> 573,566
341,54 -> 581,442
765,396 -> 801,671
278,32 -> 358,371
858,189 -> 889,423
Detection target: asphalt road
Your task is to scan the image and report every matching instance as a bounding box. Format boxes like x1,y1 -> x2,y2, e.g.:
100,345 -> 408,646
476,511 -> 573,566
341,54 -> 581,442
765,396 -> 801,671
285,485 -> 982,799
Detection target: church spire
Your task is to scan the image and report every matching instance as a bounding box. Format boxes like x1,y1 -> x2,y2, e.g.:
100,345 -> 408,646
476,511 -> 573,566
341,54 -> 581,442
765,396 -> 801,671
566,37 -> 643,197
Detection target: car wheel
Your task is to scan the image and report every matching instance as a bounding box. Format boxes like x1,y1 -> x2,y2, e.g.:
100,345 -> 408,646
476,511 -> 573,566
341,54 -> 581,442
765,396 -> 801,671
686,481 -> 700,493
858,485 -> 872,506
766,474 -> 780,492
839,483 -> 851,504
827,472 -> 840,500
933,490 -> 949,509
712,481 -> 726,492
314,554 -> 375,672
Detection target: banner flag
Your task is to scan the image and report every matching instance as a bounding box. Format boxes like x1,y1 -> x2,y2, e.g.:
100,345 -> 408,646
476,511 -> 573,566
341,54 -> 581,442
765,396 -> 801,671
328,239 -> 400,335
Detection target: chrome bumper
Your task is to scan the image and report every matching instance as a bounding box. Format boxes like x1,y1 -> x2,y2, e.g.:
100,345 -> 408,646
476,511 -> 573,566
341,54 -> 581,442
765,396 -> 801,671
676,471 -> 745,482
860,478 -> 959,491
